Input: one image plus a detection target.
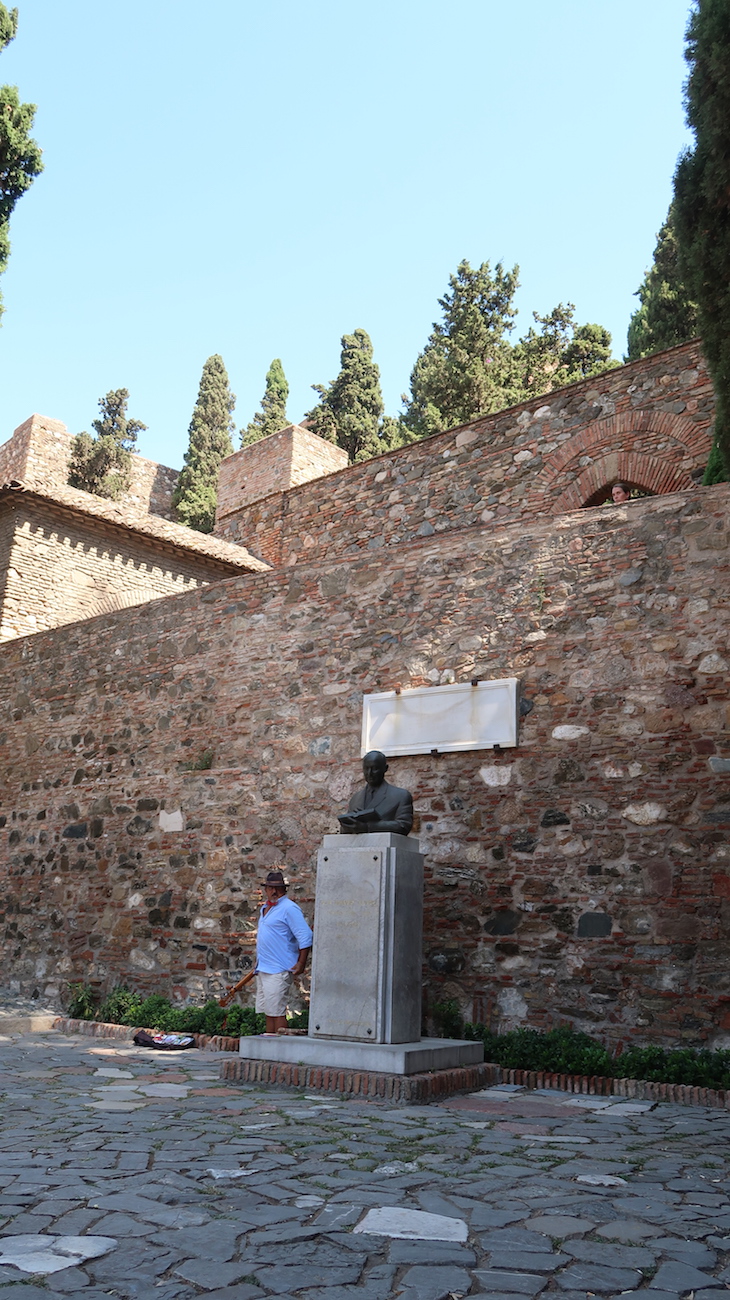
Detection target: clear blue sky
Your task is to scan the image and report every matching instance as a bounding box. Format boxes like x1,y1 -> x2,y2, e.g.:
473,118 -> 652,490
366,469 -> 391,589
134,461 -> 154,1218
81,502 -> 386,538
0,0 -> 694,470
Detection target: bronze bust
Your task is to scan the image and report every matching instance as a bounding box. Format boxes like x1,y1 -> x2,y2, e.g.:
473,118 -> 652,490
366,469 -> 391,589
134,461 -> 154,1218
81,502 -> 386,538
338,750 -> 414,836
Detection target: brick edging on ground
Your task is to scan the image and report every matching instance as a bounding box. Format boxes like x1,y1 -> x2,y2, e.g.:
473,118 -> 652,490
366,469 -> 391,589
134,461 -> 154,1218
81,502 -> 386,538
52,1016 -> 240,1053
53,1019 -> 730,1109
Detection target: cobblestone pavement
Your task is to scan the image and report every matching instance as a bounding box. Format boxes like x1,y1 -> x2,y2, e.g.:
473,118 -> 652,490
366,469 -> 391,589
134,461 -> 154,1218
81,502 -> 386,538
1,1026 -> 730,1300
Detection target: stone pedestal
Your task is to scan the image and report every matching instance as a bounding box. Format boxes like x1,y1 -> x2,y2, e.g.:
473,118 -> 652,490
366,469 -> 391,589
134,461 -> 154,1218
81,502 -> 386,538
238,830 -> 484,1081
309,833 -> 422,1044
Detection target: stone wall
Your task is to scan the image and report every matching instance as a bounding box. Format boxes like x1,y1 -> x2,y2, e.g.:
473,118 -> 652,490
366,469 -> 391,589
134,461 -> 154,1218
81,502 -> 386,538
215,341 -> 713,568
0,494 -> 240,641
0,483 -> 727,1048
216,425 -> 349,527
0,414 -> 180,520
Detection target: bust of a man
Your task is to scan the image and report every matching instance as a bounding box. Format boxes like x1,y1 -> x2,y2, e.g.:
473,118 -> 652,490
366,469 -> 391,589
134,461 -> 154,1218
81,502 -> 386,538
338,750 -> 414,836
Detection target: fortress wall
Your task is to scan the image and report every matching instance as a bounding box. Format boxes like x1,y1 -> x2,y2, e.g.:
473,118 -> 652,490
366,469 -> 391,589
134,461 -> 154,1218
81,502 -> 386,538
0,496 -> 229,642
0,415 -> 180,520
216,425 -> 348,525
215,342 -> 713,567
0,484 -> 727,1046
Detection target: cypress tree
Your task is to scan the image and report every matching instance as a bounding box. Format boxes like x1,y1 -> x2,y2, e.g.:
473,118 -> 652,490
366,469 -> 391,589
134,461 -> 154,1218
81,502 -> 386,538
241,358 -> 289,445
401,259 -> 521,438
173,355 -> 236,533
0,3 -> 43,323
306,329 -> 401,462
626,207 -> 698,360
68,389 -> 146,500
673,0 -> 730,481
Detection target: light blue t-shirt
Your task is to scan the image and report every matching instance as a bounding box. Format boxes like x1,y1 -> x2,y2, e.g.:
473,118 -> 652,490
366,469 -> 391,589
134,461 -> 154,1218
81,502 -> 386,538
256,896 -> 313,974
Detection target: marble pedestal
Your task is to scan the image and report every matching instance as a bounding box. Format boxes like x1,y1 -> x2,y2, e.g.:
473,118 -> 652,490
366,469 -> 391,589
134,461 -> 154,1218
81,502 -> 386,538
310,832 -> 422,1044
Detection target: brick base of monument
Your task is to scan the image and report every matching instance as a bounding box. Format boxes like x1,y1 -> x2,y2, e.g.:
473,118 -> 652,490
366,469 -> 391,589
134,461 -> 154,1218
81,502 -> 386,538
221,1056 -> 499,1103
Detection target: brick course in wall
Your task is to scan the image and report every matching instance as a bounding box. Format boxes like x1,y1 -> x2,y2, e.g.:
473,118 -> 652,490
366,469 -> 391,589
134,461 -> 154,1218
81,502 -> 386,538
0,482 -> 727,1049
214,341 -> 713,568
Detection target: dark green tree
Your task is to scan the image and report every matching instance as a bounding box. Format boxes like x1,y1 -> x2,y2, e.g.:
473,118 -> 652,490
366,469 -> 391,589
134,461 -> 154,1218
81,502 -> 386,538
513,304 -> 615,395
173,354 -> 235,532
626,206 -> 698,360
241,358 -> 289,445
401,259 -> 521,438
0,3 -> 43,323
68,389 -> 147,500
673,0 -> 730,481
306,328 -> 403,462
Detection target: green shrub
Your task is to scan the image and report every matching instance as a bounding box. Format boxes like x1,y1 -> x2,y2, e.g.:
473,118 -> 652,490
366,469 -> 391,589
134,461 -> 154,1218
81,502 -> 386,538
465,1023 -> 613,1076
465,1022 -> 730,1090
432,998 -> 464,1039
225,1005 -> 266,1037
67,982 -> 98,1020
98,986 -> 142,1025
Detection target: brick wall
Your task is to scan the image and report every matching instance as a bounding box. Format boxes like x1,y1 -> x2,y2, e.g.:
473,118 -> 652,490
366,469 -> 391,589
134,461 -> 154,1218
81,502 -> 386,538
215,424 -> 349,527
0,483 -> 727,1047
215,342 -> 713,568
0,414 -> 180,520
0,495 -> 238,641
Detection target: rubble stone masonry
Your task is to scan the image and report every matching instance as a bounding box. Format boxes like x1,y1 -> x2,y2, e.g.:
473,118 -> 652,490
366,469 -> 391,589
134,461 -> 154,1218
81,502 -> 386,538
0,481 -> 727,1048
215,340 -> 713,568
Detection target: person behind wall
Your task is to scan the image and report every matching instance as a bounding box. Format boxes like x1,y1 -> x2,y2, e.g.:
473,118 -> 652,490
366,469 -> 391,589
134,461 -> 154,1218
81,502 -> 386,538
255,868 -> 312,1035
611,481 -> 631,503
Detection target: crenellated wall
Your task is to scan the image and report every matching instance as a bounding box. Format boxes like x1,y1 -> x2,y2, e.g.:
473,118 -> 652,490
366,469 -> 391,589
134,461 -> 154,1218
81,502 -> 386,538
0,483 -> 727,1047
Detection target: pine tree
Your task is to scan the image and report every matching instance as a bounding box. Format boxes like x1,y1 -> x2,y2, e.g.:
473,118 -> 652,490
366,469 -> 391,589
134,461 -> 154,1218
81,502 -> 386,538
513,304 -> 615,395
173,355 -> 235,532
241,358 -> 289,446
401,259 -> 521,438
0,3 -> 43,323
306,329 -> 401,462
68,389 -> 147,500
673,0 -> 730,482
626,207 -> 698,361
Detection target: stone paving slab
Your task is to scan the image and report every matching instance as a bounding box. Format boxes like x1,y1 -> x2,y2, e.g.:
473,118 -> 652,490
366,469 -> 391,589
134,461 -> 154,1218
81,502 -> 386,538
1,1025 -> 730,1298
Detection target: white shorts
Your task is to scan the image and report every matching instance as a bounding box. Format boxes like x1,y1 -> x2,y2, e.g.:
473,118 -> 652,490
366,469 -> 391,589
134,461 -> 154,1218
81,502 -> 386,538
256,970 -> 292,1017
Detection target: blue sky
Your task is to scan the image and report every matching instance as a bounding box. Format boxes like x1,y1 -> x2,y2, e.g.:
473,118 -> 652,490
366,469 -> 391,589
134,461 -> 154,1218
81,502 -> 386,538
0,0 -> 693,469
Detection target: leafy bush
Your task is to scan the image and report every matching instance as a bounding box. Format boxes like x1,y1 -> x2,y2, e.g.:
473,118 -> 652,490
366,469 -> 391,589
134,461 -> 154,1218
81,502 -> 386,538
98,986 -> 142,1025
465,1022 -> 730,1090
225,1005 -> 266,1037
465,1023 -> 613,1076
67,982 -> 98,1020
616,1044 -> 730,1091
432,998 -> 464,1039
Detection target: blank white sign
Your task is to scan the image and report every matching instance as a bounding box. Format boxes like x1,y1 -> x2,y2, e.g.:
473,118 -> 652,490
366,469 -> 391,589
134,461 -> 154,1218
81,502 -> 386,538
361,678 -> 519,757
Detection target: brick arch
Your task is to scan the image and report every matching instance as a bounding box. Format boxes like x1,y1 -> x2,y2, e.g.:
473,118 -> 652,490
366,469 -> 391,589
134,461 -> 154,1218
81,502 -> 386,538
535,408 -> 711,514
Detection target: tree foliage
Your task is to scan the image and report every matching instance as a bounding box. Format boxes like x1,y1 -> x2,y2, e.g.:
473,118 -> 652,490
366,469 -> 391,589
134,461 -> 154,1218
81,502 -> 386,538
402,261 -> 616,438
0,3 -> 43,323
626,206 -> 698,361
241,357 -> 289,445
513,304 -> 615,395
402,260 -> 521,438
173,354 -> 235,532
306,328 -> 408,462
68,389 -> 146,500
673,0 -> 730,481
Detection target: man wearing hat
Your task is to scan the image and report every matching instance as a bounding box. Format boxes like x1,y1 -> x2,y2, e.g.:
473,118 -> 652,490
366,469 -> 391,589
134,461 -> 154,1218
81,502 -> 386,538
255,869 -> 313,1035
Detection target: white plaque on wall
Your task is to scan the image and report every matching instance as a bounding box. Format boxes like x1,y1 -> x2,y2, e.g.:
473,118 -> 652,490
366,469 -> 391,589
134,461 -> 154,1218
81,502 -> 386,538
361,678 -> 519,757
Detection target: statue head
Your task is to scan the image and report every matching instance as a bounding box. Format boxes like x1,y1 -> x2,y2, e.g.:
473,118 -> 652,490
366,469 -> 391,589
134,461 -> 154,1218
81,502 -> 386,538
362,750 -> 388,788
